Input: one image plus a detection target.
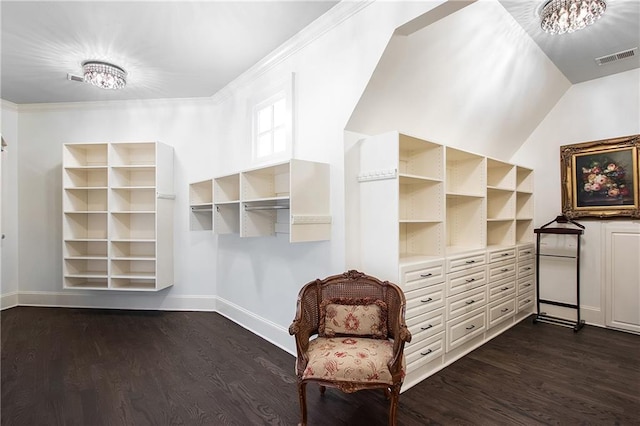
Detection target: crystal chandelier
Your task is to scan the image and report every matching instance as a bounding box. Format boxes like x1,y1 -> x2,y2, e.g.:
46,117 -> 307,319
541,0 -> 606,35
82,61 -> 127,90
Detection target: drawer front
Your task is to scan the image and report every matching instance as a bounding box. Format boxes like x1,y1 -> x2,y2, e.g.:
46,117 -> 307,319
446,264 -> 487,296
406,332 -> 445,371
446,252 -> 486,273
406,308 -> 445,342
517,290 -> 535,313
517,260 -> 535,278
488,259 -> 516,282
488,247 -> 516,263
488,297 -> 516,328
405,284 -> 445,318
517,244 -> 535,260
446,287 -> 487,320
488,275 -> 516,303
517,275 -> 534,294
447,310 -> 486,352
400,259 -> 445,291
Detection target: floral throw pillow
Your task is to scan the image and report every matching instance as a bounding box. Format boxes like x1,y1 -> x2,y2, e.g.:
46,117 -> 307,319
319,297 -> 388,339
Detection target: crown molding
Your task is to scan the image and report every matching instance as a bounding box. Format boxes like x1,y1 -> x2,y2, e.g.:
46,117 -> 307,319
14,96 -> 214,113
211,0 -> 374,104
1,99 -> 19,112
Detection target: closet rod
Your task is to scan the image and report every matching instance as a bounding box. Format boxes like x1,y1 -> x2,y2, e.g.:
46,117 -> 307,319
244,205 -> 289,211
191,207 -> 213,212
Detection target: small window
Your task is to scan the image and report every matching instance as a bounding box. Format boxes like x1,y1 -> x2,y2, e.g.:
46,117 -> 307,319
251,74 -> 294,163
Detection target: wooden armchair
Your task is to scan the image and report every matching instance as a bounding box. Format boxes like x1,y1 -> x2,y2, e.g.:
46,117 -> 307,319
289,270 -> 411,426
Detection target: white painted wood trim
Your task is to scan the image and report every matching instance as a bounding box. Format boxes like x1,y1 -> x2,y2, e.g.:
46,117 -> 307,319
0,292 -> 18,310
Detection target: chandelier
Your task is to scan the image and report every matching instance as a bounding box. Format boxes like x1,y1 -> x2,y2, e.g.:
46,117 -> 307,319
82,61 -> 127,90
540,0 -> 607,35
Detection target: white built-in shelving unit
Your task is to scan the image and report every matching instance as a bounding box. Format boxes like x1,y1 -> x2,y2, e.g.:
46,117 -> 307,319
353,131 -> 534,390
63,142 -> 174,291
188,159 -> 330,242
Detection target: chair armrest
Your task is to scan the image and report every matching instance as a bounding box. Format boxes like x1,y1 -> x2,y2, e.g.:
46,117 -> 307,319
388,324 -> 411,372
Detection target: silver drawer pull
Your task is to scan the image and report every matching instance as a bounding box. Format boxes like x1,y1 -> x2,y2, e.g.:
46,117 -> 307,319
465,260 -> 476,264
523,283 -> 531,287
465,300 -> 475,305
500,268 -> 509,272
421,298 -> 433,303
465,278 -> 476,283
523,251 -> 531,255
524,299 -> 531,303
524,267 -> 532,270
420,349 -> 433,356
465,324 -> 475,330
420,273 -> 433,278
501,287 -> 509,291
501,308 -> 509,313
501,253 -> 509,257
421,324 -> 433,330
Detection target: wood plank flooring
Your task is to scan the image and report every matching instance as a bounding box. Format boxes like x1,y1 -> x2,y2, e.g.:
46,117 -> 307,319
2,307 -> 638,425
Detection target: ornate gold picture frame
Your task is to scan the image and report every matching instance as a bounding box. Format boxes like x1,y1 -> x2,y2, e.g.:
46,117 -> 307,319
561,135 -> 639,219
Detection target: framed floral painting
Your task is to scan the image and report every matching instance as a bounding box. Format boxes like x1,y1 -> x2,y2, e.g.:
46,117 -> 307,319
561,135 -> 639,219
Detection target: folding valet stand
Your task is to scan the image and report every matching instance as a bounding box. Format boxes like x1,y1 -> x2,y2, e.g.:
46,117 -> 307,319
533,215 -> 585,332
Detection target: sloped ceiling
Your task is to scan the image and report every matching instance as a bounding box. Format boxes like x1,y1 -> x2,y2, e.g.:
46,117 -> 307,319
346,0 -> 576,160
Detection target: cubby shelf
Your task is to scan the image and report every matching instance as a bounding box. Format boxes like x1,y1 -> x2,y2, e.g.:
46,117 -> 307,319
62,142 -> 174,291
189,160 -> 330,242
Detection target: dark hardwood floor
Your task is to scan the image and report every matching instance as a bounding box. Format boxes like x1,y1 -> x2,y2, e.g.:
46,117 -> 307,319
1,307 -> 638,425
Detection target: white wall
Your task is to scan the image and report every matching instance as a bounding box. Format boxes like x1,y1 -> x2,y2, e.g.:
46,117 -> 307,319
16,99 -> 218,310
1,101 -> 19,308
511,68 -> 640,325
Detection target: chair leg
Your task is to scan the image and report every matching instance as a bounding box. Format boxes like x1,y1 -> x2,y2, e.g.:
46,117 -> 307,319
297,381 -> 307,426
388,384 -> 401,426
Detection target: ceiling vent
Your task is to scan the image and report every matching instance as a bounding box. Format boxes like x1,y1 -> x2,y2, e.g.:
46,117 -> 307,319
595,47 -> 637,66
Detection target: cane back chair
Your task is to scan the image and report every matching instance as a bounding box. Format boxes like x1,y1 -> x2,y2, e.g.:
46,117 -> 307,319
288,270 -> 411,426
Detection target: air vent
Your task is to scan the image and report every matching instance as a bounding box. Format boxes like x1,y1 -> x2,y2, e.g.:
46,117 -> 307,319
595,48 -> 637,66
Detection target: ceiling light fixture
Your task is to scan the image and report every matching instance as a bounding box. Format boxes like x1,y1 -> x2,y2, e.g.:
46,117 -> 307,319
541,0 -> 606,35
75,61 -> 127,90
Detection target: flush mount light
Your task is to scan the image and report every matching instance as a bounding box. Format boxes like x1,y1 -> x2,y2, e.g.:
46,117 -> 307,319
67,60 -> 127,90
540,0 -> 606,35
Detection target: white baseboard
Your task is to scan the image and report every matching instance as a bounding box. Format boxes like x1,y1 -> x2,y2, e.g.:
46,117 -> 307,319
1,292 -> 18,310
15,291 -> 218,312
216,296 -> 296,356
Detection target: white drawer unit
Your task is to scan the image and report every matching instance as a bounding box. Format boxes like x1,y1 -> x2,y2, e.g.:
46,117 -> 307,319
487,258 -> 516,282
487,297 -> 516,328
400,259 -> 445,292
488,274 -> 516,303
405,332 -> 445,371
517,290 -> 535,313
517,244 -> 534,260
517,260 -> 534,278
517,275 -> 534,294
405,284 -> 445,317
446,264 -> 486,296
446,309 -> 486,352
488,246 -> 516,263
446,251 -> 486,273
446,287 -> 487,320
406,307 -> 445,342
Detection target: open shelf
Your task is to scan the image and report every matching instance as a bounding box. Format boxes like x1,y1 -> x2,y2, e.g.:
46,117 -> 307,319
516,219 -> 534,244
111,187 -> 155,212
399,178 -> 443,222
64,240 -> 108,258
487,159 -> 515,190
110,142 -> 156,166
64,277 -> 109,289
64,188 -> 108,212
241,163 -> 290,201
110,278 -> 157,290
64,258 -> 108,276
487,219 -> 515,247
215,203 -> 240,234
516,166 -> 534,193
63,143 -> 108,167
446,195 -> 485,252
214,174 -> 240,203
111,259 -> 156,277
399,135 -> 444,180
64,167 -> 108,188
111,166 -> 156,188
64,213 -> 108,239
111,241 -> 155,259
111,212 -> 155,240
399,222 -> 444,259
446,148 -> 485,196
487,188 -> 515,220
190,179 -> 213,205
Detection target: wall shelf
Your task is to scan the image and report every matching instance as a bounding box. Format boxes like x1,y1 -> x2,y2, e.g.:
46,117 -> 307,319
62,142 -> 174,291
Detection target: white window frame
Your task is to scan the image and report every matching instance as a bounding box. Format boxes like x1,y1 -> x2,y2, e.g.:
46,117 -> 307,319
251,73 -> 295,164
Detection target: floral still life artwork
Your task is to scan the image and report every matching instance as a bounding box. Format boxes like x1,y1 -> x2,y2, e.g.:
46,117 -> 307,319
561,135 -> 639,219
